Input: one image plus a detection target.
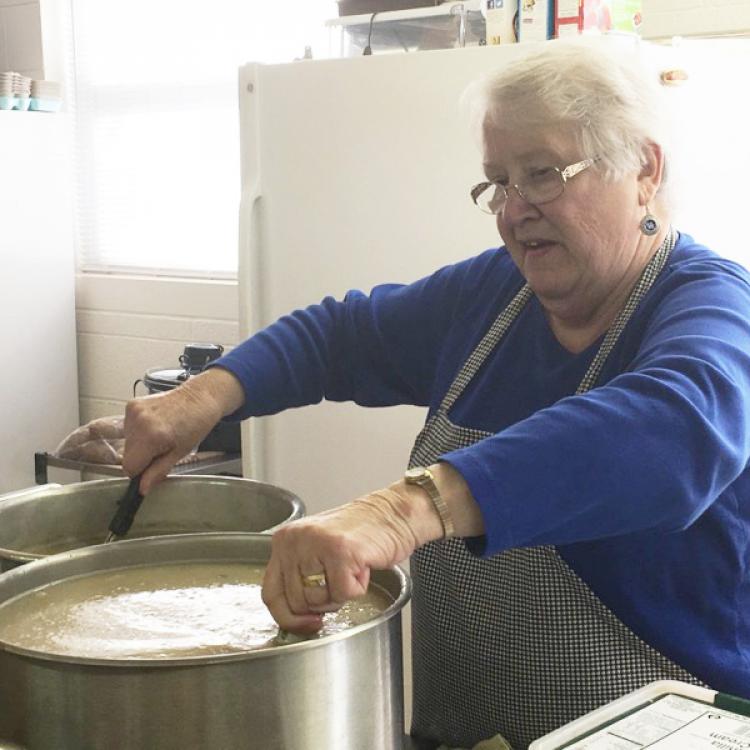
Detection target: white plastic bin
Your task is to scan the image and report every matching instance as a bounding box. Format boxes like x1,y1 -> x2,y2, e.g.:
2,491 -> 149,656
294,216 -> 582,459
530,680 -> 750,749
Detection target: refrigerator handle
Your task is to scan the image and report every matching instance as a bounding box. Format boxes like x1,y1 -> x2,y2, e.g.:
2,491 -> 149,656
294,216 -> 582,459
238,190 -> 267,482
237,63 -> 267,481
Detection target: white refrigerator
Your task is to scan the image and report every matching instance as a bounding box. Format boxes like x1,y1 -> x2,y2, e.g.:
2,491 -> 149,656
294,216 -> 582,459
237,38 -> 750,514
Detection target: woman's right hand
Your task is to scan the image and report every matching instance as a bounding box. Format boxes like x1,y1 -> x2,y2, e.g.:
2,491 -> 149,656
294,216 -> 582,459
262,489 -> 439,635
122,368 -> 244,493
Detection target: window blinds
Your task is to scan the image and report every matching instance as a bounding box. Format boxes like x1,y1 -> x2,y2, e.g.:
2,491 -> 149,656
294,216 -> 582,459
70,0 -> 335,277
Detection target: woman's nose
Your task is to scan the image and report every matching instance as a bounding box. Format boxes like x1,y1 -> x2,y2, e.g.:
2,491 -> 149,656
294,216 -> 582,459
500,186 -> 540,227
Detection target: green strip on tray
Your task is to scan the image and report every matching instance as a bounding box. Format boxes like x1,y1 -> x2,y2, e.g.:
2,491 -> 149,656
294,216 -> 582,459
714,692 -> 750,718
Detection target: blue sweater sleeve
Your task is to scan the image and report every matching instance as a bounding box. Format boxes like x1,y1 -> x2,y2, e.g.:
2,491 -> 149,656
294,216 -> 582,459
213,250 -> 501,419
444,259 -> 750,555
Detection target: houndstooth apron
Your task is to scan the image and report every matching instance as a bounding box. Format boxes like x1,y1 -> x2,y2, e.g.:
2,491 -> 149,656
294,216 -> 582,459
407,229 -> 704,750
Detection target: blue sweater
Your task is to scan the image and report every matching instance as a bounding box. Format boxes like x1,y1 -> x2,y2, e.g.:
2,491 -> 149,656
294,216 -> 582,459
216,232 -> 750,697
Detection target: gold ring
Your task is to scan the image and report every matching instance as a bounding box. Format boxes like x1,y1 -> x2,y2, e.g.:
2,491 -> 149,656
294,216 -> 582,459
301,572 -> 327,588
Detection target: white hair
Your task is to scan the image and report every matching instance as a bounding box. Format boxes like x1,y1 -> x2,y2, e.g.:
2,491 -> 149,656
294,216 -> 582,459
463,37 -> 676,199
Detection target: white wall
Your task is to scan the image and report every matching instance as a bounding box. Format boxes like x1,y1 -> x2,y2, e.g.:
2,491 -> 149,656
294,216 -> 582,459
0,111 -> 78,492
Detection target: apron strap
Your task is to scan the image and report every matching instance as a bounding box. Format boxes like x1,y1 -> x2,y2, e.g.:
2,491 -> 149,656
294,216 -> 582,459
437,228 -> 677,412
576,227 -> 676,394
438,283 -> 533,413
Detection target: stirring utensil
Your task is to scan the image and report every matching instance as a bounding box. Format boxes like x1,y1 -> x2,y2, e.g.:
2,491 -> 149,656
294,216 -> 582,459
104,474 -> 145,543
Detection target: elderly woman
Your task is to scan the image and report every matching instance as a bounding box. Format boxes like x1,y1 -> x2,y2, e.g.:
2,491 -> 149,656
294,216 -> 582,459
124,39 -> 750,750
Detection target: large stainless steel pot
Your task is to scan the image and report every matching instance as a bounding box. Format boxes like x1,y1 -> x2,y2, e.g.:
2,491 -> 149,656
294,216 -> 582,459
0,476 -> 304,571
0,533 -> 410,750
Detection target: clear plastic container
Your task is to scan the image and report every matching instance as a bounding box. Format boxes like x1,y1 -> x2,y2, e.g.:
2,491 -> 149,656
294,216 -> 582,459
29,97 -> 62,112
325,0 -> 485,57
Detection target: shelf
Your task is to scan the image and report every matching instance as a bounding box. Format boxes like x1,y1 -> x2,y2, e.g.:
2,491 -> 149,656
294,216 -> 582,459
326,1 -> 485,55
326,0 -> 481,26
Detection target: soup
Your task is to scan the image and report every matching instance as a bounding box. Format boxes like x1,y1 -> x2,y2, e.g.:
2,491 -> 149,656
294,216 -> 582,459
0,561 -> 392,659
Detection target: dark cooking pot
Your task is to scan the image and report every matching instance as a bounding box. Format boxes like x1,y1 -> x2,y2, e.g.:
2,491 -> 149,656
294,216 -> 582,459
136,343 -> 240,453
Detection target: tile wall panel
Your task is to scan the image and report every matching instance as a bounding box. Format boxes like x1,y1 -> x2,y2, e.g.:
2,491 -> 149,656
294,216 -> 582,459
79,397 -> 127,424
76,275 -> 239,320
191,319 -> 240,346
76,277 -> 240,427
76,310 -> 194,342
77,332 -> 188,403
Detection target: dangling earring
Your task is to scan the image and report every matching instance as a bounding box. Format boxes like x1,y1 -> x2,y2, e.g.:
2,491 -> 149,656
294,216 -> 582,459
640,206 -> 659,236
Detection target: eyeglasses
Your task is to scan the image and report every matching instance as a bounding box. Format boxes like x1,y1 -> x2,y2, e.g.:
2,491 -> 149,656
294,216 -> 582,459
470,158 -> 597,215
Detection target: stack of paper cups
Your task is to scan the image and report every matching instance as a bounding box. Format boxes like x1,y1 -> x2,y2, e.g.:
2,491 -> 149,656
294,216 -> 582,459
0,71 -> 32,110
30,80 -> 63,112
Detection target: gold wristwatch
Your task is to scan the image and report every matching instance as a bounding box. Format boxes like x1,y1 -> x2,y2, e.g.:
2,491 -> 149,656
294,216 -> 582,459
404,466 -> 455,539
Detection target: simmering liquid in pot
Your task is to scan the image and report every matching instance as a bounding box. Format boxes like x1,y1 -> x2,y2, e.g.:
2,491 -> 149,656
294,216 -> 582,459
22,527 -> 222,556
0,562 -> 392,659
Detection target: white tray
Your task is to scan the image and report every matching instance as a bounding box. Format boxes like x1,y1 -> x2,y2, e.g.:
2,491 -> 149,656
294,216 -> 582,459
530,680 -> 750,749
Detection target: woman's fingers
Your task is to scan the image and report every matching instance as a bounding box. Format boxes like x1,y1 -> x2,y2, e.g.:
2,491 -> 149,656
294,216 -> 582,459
138,450 -> 184,495
262,552 -> 323,635
279,549 -> 329,616
299,566 -> 332,610
321,555 -> 369,605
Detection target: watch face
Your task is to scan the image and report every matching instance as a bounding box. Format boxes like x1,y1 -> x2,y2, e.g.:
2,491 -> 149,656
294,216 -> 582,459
405,467 -> 427,482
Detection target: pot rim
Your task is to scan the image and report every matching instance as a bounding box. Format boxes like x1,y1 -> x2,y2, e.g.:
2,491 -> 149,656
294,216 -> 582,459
0,532 -> 411,668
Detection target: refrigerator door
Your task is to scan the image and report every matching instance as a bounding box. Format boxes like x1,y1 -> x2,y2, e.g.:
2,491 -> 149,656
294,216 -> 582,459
238,45 -> 527,513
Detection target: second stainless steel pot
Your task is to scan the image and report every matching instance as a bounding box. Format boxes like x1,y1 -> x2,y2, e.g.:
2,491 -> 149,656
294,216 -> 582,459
0,476 -> 304,570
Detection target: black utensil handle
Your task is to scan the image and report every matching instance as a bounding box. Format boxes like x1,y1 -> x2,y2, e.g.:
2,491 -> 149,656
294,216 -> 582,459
108,475 -> 145,537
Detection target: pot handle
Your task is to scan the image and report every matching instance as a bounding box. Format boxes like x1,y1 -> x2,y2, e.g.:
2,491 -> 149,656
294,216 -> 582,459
0,483 -> 62,505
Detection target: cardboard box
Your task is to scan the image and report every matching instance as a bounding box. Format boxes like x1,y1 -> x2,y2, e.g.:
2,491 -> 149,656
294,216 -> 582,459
555,0 -> 642,36
484,0 -> 519,44
518,0 -> 554,41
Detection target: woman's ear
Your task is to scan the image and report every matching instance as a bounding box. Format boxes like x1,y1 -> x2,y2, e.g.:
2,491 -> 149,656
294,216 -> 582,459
637,140 -> 665,206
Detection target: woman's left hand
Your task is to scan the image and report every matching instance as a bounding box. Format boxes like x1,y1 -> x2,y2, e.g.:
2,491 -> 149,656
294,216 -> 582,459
261,488 -> 441,635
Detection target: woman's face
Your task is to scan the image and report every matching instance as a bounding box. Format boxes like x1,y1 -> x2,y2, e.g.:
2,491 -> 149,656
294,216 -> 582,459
482,120 -> 647,320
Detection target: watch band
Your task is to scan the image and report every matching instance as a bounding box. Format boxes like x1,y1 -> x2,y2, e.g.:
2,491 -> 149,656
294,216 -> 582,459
404,466 -> 455,539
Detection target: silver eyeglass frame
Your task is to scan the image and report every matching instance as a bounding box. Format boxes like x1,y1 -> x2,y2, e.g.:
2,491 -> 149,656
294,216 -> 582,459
470,157 -> 597,215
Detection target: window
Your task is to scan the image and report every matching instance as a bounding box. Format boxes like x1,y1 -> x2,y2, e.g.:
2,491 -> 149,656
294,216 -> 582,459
70,0 -> 336,277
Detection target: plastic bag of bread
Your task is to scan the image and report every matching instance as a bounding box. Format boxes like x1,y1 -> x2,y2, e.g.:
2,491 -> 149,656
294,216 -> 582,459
54,416 -> 125,465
